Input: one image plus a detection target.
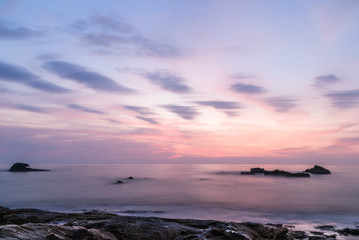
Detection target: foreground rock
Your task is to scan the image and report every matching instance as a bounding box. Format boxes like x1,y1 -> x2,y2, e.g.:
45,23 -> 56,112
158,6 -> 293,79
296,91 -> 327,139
304,165 -> 331,174
0,206 -> 294,240
8,163 -> 50,172
241,168 -> 310,178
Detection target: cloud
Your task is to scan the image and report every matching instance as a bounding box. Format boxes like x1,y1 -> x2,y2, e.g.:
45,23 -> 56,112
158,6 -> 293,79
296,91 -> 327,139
0,60 -> 69,93
136,116 -> 160,125
162,105 -> 199,120
74,15 -> 182,58
313,74 -> 340,88
107,118 -> 121,124
43,60 -> 135,93
124,105 -> 154,115
72,15 -> 134,33
265,97 -> 297,112
335,137 -> 359,145
0,18 -> 41,40
195,101 -> 242,109
68,104 -> 105,115
231,73 -> 255,79
145,70 -> 192,94
272,146 -> 311,155
325,89 -> 359,109
230,82 -> 265,94
14,104 -> 47,113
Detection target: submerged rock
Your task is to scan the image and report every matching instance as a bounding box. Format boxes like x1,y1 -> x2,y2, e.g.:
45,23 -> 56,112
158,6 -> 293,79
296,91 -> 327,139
8,163 -> 49,172
304,165 -> 331,174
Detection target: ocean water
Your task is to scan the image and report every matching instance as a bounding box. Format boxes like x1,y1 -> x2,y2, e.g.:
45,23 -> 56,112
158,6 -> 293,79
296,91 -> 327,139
1,164 -> 359,227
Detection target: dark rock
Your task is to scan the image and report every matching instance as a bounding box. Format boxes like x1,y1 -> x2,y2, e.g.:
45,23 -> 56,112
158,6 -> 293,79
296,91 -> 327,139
127,176 -> 134,180
310,231 -> 324,235
315,225 -> 335,231
115,180 -> 123,184
241,167 -> 309,177
0,206 -> 294,240
8,162 -> 49,172
250,167 -> 265,173
241,167 -> 265,175
288,172 -> 310,177
337,228 -> 359,236
264,170 -> 310,177
304,165 -> 331,174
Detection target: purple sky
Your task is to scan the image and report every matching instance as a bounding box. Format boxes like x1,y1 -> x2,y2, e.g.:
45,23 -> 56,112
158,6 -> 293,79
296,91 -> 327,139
0,0 -> 359,164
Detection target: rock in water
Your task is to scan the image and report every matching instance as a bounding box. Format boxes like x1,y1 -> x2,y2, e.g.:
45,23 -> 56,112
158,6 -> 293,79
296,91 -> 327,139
8,163 -> 49,172
304,165 -> 331,174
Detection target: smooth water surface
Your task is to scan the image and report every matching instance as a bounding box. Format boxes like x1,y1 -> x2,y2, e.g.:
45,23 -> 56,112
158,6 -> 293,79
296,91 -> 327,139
1,164 -> 358,226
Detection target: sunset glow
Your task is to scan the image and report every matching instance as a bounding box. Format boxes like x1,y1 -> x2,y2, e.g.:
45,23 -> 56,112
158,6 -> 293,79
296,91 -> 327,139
1,0 -> 359,164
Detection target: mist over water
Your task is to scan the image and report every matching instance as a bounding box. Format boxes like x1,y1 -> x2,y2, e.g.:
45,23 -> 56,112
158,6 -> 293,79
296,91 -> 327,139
1,164 -> 359,225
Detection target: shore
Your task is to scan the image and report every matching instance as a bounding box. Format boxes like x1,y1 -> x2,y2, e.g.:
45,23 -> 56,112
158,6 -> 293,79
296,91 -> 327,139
1,206 -> 359,239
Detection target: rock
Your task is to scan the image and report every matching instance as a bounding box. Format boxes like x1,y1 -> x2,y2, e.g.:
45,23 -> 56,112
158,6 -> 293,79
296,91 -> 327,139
337,228 -> 359,236
304,165 -> 331,174
127,176 -> 134,180
8,163 -> 49,172
287,172 -> 310,177
115,180 -> 123,184
315,225 -> 335,231
241,167 -> 265,175
264,170 -> 310,177
0,206 -> 294,240
241,167 -> 310,177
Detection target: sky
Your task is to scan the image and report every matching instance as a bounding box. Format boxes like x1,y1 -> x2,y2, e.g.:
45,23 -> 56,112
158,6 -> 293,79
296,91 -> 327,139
0,0 -> 359,165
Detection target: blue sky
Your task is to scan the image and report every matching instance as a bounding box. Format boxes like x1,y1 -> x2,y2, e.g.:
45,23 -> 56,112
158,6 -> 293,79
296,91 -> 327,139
0,0 -> 359,164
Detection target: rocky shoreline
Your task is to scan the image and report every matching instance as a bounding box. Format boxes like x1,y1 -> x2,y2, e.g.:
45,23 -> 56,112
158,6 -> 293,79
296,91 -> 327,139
1,206 -> 358,240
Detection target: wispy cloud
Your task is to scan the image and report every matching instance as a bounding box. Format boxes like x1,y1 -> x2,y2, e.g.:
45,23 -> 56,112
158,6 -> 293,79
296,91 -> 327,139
14,104 -> 47,113
0,60 -> 69,93
107,118 -> 121,124
68,103 -> 105,115
335,137 -> 359,146
231,73 -> 255,79
265,97 -> 297,112
230,82 -> 265,94
136,116 -> 159,125
72,15 -> 134,33
145,70 -> 192,94
74,15 -> 182,58
313,74 -> 340,88
162,105 -> 199,120
0,18 -> 41,40
124,105 -> 154,115
272,146 -> 311,155
325,89 -> 359,109
195,101 -> 242,109
43,60 -> 135,93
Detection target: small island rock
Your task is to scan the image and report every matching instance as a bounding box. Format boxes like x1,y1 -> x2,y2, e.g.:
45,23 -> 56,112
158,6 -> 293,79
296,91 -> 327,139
8,163 -> 49,172
304,165 -> 331,174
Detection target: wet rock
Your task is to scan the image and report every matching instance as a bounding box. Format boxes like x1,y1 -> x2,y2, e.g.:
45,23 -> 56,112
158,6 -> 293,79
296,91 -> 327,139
315,225 -> 335,231
304,165 -> 331,174
8,162 -> 49,172
0,206 -> 294,240
127,176 -> 134,180
337,227 -> 359,236
115,180 -> 123,184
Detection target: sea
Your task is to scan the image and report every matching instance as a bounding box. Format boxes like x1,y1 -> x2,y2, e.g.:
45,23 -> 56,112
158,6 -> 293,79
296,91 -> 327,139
1,164 -> 359,231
